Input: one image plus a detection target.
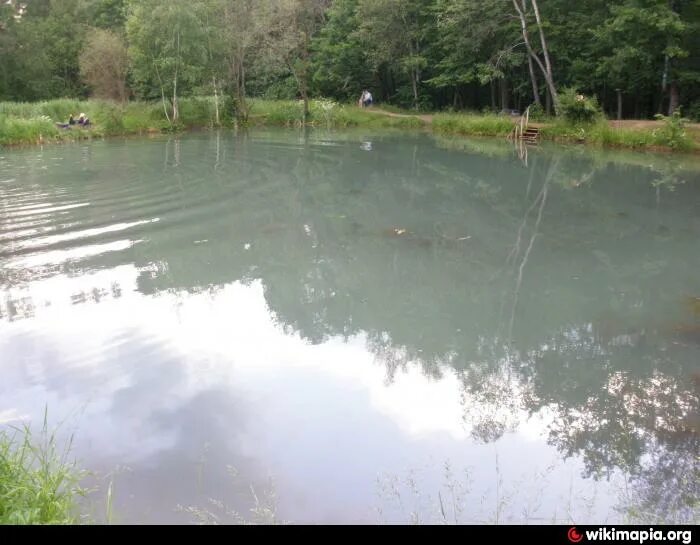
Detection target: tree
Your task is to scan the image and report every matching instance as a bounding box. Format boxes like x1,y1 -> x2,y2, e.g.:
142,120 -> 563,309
263,0 -> 329,120
0,0 -> 83,100
214,0 -> 268,122
429,0 -> 526,111
1,0 -> 700,118
356,0 -> 434,109
311,0 -> 373,101
81,0 -> 126,29
512,0 -> 559,112
80,28 -> 128,102
594,1 -> 688,117
126,0 -> 209,124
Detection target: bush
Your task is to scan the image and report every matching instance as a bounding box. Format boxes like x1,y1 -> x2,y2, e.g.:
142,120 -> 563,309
90,101 -> 125,134
527,103 -> 547,122
653,109 -> 693,151
179,97 -> 217,127
122,101 -> 169,132
220,95 -> 237,124
558,88 -> 603,124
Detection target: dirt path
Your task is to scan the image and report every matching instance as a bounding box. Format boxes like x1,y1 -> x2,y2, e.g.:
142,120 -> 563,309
608,119 -> 700,130
366,109 -> 700,137
367,108 -> 434,124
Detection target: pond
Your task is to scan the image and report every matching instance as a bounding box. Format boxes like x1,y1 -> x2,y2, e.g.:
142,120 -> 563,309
1,130 -> 698,524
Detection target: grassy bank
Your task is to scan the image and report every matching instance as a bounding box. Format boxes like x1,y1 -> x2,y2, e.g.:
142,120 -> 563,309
539,119 -> 697,152
0,98 -> 425,146
432,112 -> 515,137
0,420 -> 86,524
1,98 -> 697,153
432,110 -> 697,152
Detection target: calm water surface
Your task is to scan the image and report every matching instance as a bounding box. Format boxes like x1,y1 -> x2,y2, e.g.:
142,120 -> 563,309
1,131 -> 699,524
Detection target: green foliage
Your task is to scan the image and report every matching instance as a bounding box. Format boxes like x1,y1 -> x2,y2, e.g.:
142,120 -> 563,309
558,88 -> 603,125
527,103 -> 548,122
0,418 -> 87,525
121,101 -> 169,132
539,116 -> 696,151
90,101 -> 125,134
356,0 -> 435,109
1,0 -> 700,120
178,97 -> 218,127
0,115 -> 60,146
245,99 -> 426,128
1,97 -> 698,153
653,109 -> 693,151
311,0 -> 372,101
249,100 -> 305,126
432,113 -> 515,136
83,0 -> 127,29
126,0 -> 210,109
593,0 -> 688,96
0,100 -> 78,120
331,106 -> 425,128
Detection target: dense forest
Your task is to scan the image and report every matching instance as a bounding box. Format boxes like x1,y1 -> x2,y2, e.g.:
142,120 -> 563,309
1,0 -> 699,121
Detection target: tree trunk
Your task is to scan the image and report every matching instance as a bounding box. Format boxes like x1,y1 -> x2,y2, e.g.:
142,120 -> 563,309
299,59 -> 310,121
299,30 -> 311,121
233,54 -> 249,123
240,60 -> 248,121
527,54 -> 542,107
154,64 -> 171,125
172,30 -> 180,124
172,75 -> 179,124
213,77 -> 220,126
241,61 -> 246,100
665,0 -> 680,116
500,78 -> 509,110
411,70 -> 419,110
530,0 -> 557,109
302,86 -> 309,120
668,80 -> 680,115
490,80 -> 497,110
655,90 -> 664,115
513,0 -> 558,114
617,89 -> 623,121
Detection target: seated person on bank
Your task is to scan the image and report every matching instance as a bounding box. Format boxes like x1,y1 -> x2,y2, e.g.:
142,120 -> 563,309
56,114 -> 77,129
77,113 -> 91,127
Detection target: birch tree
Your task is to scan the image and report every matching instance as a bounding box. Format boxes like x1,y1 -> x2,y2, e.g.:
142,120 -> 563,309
126,0 -> 209,124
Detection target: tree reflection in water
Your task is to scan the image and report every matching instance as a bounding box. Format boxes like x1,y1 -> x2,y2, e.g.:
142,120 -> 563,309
1,132 -> 698,522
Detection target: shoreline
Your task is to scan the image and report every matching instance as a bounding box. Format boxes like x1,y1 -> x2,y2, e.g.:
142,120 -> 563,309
1,99 -> 698,155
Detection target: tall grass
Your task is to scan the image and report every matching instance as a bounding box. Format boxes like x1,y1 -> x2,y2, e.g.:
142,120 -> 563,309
540,120 -> 696,151
433,113 -> 515,137
1,97 -> 697,152
247,99 -> 427,129
2,97 -> 427,145
0,97 -> 224,145
0,414 -> 87,525
331,105 -> 425,129
0,115 -> 61,145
